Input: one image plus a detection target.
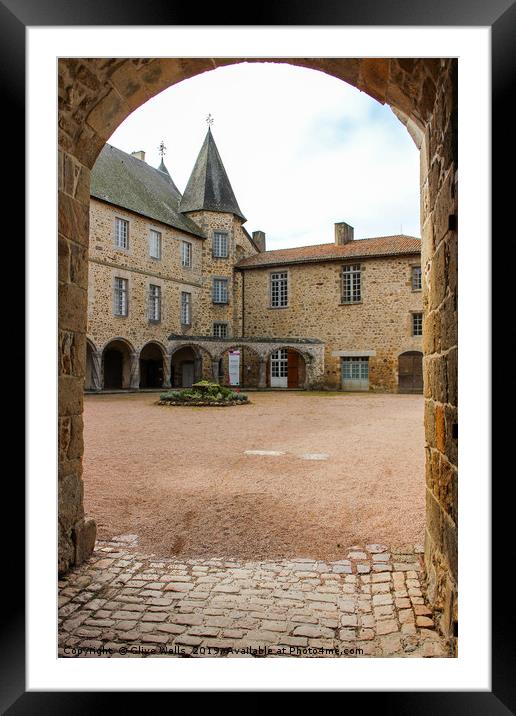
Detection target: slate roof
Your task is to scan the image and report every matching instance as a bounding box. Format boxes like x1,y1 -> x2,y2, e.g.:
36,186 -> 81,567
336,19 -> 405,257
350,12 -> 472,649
179,128 -> 246,221
235,235 -> 421,269
90,144 -> 206,239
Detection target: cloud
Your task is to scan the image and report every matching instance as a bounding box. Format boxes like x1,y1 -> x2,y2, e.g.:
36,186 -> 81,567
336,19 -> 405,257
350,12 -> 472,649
109,62 -> 420,249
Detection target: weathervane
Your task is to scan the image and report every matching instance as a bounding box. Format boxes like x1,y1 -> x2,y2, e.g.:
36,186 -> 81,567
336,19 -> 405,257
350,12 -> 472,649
206,113 -> 214,128
158,140 -> 167,158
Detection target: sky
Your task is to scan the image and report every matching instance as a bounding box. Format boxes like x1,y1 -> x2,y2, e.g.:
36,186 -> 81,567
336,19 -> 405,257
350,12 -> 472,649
109,63 -> 420,250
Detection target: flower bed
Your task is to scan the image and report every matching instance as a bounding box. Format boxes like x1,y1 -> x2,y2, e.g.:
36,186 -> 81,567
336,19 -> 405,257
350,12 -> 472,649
158,380 -> 250,407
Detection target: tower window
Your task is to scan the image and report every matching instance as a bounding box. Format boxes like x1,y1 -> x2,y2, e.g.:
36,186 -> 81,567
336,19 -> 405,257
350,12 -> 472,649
213,232 -> 229,258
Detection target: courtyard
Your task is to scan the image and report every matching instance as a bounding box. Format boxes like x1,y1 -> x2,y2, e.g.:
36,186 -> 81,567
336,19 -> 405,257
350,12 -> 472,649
83,391 -> 425,561
57,391 -> 450,659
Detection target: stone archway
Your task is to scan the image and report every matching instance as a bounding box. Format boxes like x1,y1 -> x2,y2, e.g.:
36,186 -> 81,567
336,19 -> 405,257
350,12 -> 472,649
170,344 -> 212,387
58,57 -> 458,640
139,341 -> 167,389
101,338 -> 135,390
265,346 -> 309,389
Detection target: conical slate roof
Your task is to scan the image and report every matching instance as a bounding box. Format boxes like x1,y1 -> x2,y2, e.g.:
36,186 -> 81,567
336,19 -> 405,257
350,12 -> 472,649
156,158 -> 182,196
179,128 -> 246,221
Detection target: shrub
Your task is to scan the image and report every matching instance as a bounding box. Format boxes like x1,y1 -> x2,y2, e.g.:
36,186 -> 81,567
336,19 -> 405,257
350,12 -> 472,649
159,383 -> 249,406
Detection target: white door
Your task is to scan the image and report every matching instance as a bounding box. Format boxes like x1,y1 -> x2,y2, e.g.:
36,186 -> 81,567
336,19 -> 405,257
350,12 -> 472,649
182,362 -> 194,387
270,349 -> 288,388
341,357 -> 369,391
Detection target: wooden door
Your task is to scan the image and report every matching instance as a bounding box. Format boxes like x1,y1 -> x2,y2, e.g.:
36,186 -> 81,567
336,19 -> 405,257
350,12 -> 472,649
398,352 -> 423,393
287,350 -> 299,388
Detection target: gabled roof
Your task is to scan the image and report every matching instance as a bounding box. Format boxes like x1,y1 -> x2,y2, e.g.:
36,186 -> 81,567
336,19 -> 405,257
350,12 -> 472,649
179,128 -> 246,221
90,144 -> 205,239
236,235 -> 421,269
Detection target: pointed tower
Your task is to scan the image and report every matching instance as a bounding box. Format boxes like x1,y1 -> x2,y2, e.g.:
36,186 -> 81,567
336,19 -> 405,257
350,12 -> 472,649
179,127 -> 246,221
156,157 -> 182,196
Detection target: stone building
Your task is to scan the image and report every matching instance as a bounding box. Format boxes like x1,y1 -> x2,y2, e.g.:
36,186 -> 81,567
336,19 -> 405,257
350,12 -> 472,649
86,126 -> 423,393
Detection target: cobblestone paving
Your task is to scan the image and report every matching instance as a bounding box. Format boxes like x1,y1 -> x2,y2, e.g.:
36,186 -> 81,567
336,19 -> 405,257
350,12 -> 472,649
58,539 -> 451,658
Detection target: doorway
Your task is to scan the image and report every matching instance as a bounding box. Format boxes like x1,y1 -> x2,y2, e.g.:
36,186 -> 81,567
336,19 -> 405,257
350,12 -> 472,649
270,348 -> 288,388
341,357 -> 370,391
398,351 -> 423,393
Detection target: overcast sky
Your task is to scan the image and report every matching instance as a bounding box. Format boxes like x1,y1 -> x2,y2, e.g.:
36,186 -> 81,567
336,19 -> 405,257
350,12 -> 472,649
109,63 -> 420,250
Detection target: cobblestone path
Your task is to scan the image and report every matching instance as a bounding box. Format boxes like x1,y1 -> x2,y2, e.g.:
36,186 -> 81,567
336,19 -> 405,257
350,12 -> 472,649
58,539 -> 450,658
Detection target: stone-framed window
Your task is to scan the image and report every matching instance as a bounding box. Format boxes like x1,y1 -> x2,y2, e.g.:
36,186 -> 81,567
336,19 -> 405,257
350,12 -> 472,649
213,322 -> 228,338
181,240 -> 192,268
412,312 -> 423,336
213,231 -> 229,258
342,263 -> 362,303
148,284 -> 161,322
212,278 -> 229,304
114,217 -> 129,250
270,271 -> 288,308
181,291 -> 191,325
149,229 -> 161,260
412,265 -> 422,291
113,277 -> 128,316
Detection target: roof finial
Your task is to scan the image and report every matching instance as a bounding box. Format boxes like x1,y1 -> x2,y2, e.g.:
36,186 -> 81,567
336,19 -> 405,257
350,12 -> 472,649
206,113 -> 214,129
158,140 -> 167,158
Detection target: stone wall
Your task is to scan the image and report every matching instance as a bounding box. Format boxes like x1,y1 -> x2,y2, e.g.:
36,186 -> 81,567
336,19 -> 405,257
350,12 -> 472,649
88,201 -> 260,355
58,152 -> 97,573
240,255 -> 423,391
88,199 -> 205,350
420,60 -> 458,649
182,210 -> 257,337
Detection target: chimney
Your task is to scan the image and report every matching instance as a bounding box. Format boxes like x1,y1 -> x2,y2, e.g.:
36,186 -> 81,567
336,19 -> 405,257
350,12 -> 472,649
335,221 -> 354,245
252,230 -> 266,253
131,150 -> 146,161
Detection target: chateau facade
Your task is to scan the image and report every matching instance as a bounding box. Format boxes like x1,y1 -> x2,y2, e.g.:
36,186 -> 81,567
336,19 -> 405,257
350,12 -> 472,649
86,129 -> 423,393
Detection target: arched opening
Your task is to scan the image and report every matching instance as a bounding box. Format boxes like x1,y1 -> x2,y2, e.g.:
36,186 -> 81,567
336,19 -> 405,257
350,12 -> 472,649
268,348 -> 307,389
102,339 -> 133,390
139,342 -> 165,389
170,345 -> 203,387
398,351 -> 423,394
58,57 -> 458,645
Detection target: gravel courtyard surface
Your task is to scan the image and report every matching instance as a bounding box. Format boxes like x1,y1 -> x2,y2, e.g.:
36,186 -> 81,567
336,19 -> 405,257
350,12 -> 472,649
83,392 -> 425,561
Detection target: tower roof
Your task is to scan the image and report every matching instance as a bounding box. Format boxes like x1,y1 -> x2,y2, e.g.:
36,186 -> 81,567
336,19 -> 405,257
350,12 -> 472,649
157,157 -> 182,196
179,128 -> 246,221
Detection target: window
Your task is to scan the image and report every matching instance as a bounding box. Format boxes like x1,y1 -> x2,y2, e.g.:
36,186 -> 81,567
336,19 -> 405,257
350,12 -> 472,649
181,292 -> 191,325
113,277 -> 128,316
270,272 -> 288,308
412,266 -> 422,291
212,278 -> 228,304
213,232 -> 229,258
412,312 -> 423,336
149,284 -> 161,321
342,264 -> 361,303
115,218 -> 129,249
149,230 -> 161,259
181,241 -> 192,268
213,322 -> 228,338
271,349 -> 288,378
342,357 -> 369,381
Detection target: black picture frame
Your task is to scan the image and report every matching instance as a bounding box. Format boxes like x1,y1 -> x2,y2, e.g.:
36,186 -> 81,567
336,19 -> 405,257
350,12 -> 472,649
6,0 -> 509,709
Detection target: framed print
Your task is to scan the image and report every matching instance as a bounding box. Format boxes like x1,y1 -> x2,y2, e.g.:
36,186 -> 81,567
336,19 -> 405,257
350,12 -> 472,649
5,0 -> 509,708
